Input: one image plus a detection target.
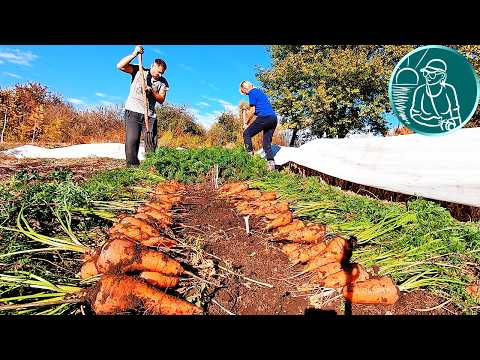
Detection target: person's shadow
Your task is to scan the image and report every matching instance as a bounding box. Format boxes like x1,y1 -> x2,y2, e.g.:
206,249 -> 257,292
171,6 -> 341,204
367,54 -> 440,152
342,236 -> 355,316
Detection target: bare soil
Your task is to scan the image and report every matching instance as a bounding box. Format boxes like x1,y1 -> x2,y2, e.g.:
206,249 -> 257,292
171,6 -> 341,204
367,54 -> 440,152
0,154 -> 124,181
177,183 -> 461,315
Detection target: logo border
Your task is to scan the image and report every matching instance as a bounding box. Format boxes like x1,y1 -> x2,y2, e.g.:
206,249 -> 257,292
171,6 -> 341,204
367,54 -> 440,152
388,45 -> 480,136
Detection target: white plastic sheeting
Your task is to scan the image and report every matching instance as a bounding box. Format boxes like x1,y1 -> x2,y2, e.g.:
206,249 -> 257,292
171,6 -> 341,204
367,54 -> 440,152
2,143 -> 145,160
271,128 -> 480,207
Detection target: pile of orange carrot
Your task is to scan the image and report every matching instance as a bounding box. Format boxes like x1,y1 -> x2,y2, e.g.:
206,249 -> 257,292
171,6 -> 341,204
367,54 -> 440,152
218,181 -> 400,306
80,180 -> 203,315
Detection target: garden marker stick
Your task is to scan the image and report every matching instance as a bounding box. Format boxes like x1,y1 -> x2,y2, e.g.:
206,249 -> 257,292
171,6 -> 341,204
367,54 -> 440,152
244,215 -> 250,235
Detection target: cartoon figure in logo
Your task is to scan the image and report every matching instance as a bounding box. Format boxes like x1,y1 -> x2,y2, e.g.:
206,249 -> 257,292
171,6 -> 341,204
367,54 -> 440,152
410,59 -> 461,131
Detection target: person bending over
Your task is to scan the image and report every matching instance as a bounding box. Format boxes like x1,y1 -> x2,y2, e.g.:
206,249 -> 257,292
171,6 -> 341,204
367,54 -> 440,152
239,80 -> 277,170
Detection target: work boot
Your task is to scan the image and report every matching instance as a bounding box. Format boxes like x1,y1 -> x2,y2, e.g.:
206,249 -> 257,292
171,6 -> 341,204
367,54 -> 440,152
267,160 -> 276,171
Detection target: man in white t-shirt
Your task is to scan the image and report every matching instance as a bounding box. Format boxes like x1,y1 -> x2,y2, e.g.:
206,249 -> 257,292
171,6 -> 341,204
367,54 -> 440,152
117,45 -> 169,166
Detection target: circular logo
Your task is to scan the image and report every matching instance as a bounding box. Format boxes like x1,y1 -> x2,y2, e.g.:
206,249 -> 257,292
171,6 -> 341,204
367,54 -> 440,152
389,45 -> 480,136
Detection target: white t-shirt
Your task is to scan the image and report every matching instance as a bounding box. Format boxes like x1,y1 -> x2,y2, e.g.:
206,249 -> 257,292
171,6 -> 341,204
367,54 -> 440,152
124,65 -> 169,118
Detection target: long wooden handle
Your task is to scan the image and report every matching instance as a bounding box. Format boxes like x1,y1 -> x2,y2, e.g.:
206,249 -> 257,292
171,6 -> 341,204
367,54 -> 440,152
138,52 -> 150,132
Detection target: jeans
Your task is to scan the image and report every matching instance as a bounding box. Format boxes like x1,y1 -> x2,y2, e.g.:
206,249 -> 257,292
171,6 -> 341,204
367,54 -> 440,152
243,115 -> 278,161
124,109 -> 158,166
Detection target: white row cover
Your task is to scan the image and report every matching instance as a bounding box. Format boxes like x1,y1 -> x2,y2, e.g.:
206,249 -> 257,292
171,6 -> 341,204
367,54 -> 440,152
271,128 -> 480,207
3,129 -> 479,207
2,143 -> 146,160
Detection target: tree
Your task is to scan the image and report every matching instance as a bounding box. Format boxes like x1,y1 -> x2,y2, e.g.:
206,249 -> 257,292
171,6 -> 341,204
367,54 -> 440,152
206,111 -> 243,146
258,45 -> 480,144
457,45 -> 480,128
156,103 -> 205,136
256,45 -> 416,143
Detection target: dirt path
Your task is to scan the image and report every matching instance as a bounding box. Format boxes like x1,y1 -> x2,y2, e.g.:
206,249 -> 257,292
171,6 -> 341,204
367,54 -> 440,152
176,182 -> 460,315
178,183 -> 310,315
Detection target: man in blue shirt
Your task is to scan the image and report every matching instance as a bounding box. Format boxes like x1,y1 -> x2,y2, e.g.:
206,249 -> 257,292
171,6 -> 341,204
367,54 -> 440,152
239,80 -> 278,170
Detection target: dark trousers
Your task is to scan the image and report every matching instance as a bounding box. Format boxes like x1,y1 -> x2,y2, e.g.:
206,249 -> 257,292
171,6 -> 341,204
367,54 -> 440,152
124,109 -> 158,166
243,115 -> 277,161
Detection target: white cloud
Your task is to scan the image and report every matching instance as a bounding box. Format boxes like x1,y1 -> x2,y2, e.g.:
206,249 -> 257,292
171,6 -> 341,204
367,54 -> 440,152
187,107 -> 219,129
67,98 -> 83,105
152,48 -> 165,55
100,100 -> 115,106
186,97 -> 240,129
201,97 -> 238,114
2,71 -> 22,79
201,81 -> 219,91
217,99 -> 238,113
95,92 -> 122,101
178,63 -> 195,73
0,48 -> 38,66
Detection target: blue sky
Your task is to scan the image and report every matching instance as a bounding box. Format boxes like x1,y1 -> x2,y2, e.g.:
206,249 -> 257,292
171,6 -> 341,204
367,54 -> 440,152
0,45 -> 272,128
0,45 -> 399,129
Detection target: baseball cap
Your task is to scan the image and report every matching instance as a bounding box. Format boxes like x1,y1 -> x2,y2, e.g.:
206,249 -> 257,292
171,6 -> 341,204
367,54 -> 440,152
421,59 -> 447,74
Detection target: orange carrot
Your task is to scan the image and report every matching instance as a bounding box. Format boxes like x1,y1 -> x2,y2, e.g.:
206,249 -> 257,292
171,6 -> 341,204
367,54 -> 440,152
308,262 -> 343,284
109,224 -> 150,242
324,236 -> 350,259
137,206 -> 172,219
286,243 -> 312,262
218,182 -> 244,193
154,194 -> 182,204
139,272 -> 179,288
272,220 -> 305,238
154,182 -> 185,195
318,263 -> 369,289
89,275 -> 202,315
222,183 -> 249,196
281,243 -> 302,256
265,212 -> 293,230
234,200 -> 253,212
141,236 -> 177,248
80,258 -> 99,279
264,211 -> 293,220
119,217 -> 160,237
133,213 -> 168,229
466,284 -> 480,300
302,254 -> 340,274
284,224 -> 326,244
291,241 -> 327,265
342,277 -> 400,305
258,192 -> 277,201
154,181 -> 186,194
253,201 -> 290,216
233,189 -> 262,200
143,202 -> 173,212
138,209 -> 173,225
96,239 -> 184,275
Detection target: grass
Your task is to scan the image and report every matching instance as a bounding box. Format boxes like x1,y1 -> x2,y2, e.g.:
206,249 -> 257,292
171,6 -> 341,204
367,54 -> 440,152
1,146 -> 479,314
250,170 -> 480,313
142,146 -> 268,184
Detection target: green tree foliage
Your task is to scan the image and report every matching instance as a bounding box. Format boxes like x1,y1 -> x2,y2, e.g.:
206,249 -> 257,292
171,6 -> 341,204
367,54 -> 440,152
256,45 -> 415,141
456,45 -> 480,128
206,111 -> 243,146
257,45 -> 480,142
156,103 -> 205,136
